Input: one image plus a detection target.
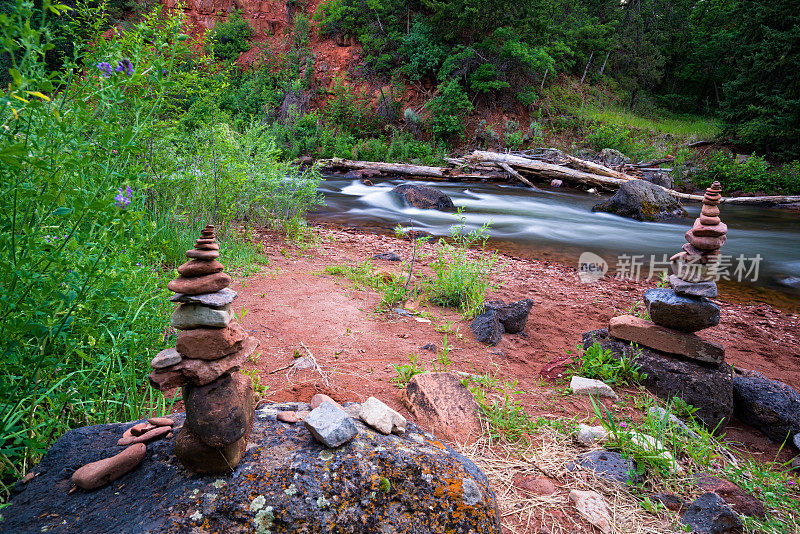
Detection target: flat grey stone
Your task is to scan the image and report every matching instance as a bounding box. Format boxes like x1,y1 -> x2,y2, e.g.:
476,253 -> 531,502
570,376 -> 618,399
644,288 -> 719,332
576,424 -> 609,446
170,287 -> 238,307
794,433 -> 800,450
171,303 -> 232,330
151,348 -> 181,369
566,450 -> 641,485
304,401 -> 358,447
669,275 -> 718,298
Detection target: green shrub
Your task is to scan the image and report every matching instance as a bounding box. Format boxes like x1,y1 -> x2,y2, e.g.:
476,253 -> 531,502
427,213 -> 496,318
425,78 -> 473,140
206,10 -> 253,62
688,152 -> 800,195
585,123 -> 635,155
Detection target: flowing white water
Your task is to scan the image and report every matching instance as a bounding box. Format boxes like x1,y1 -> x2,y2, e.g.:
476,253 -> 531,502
313,177 -> 800,298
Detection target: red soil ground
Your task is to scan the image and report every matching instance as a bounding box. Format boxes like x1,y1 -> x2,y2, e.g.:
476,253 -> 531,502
232,225 -> 800,465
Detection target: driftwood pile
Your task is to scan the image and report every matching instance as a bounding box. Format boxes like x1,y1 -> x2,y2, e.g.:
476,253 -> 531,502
319,149 -> 800,206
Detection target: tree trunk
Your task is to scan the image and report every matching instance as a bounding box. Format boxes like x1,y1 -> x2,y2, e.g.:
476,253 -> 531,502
581,50 -> 594,84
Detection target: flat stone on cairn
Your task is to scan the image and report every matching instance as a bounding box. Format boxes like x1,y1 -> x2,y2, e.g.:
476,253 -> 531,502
148,224 -> 259,474
644,288 -> 719,332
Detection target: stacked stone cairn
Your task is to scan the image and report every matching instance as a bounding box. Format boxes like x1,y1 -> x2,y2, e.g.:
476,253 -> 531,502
608,182 -> 727,365
149,224 -> 260,474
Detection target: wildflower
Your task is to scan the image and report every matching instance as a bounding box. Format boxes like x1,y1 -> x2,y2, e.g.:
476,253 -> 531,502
115,59 -> 134,76
114,186 -> 132,208
96,62 -> 113,77
619,422 -> 628,429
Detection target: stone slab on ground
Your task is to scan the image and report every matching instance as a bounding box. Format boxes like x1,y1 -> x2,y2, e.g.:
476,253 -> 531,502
681,492 -> 743,534
609,315 -> 725,364
1,404 -> 501,534
583,329 -> 733,430
570,376 -> 618,399
576,424 -> 609,446
402,372 -> 482,443
569,490 -> 613,534
566,450 -> 641,485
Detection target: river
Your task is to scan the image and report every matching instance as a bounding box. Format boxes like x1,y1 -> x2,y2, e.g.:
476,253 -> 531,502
310,176 -> 800,311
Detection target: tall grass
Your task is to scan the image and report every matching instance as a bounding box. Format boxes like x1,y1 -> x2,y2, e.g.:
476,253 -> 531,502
575,104 -> 721,139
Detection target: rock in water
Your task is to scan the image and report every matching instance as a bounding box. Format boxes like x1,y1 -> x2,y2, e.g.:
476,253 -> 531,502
681,493 -> 743,534
402,372 -> 482,443
732,368 -> 800,443
592,180 -> 688,221
470,310 -> 504,345
644,288 -> 720,332
584,329 -> 733,430
304,401 -> 358,447
483,299 -> 534,333
392,183 -> 455,210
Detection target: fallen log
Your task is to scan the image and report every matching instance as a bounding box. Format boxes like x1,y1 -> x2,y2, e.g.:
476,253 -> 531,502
319,158 -> 495,181
560,153 -> 637,181
496,162 -> 542,191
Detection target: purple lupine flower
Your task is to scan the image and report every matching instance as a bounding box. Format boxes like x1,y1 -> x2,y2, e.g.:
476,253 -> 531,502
115,59 -> 134,76
96,62 -> 113,77
114,186 -> 132,208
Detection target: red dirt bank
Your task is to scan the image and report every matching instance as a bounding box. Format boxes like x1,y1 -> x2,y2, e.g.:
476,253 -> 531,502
231,225 -> 800,460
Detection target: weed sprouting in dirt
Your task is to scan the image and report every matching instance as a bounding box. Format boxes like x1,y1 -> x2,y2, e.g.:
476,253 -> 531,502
568,342 -> 645,386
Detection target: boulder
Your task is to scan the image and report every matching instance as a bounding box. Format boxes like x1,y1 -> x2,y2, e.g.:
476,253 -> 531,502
598,148 -> 631,166
392,184 -> 455,210
609,315 -> 725,364
644,171 -> 674,189
566,450 -> 640,485
402,372 -> 482,443
644,288 -> 720,332
483,299 -> 534,334
583,329 -> 733,430
681,493 -> 743,534
4,404 -> 500,533
732,368 -> 800,443
470,310 -> 504,345
592,180 -> 688,221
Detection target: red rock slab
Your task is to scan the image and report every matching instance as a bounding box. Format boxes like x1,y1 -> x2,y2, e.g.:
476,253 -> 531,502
176,323 -> 247,360
185,248 -> 219,260
685,229 -> 727,251
122,422 -> 149,439
310,393 -> 342,410
131,423 -> 157,436
167,272 -> 231,296
609,315 -> 725,364
401,371 -> 482,444
691,219 -> 728,237
698,214 -> 721,226
696,476 -> 766,518
701,205 -> 720,217
195,238 -> 217,246
148,368 -> 186,391
117,425 -> 171,446
196,243 -> 220,251
175,336 -> 260,386
71,443 -> 146,490
177,259 -> 224,277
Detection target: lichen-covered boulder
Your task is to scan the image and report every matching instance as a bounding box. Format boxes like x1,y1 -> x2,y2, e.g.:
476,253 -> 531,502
1,402 -> 500,534
592,180 -> 687,221
392,184 -> 455,210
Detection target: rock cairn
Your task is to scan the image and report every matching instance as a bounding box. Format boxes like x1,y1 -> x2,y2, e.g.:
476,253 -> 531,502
607,183 -> 727,365
149,224 -> 259,474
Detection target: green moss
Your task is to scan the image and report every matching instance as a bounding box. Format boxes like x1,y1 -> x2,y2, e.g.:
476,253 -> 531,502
379,477 -> 392,493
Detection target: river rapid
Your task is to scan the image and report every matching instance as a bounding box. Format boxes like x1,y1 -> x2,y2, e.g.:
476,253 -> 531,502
310,176 -> 800,311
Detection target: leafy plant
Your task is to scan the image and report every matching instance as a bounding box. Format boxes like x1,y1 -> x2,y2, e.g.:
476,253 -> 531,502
427,211 -> 496,319
425,78 -> 473,140
392,354 -> 424,387
205,10 -> 254,62
569,342 -> 645,386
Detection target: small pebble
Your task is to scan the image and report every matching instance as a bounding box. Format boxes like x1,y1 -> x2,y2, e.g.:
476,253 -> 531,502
122,422 -> 149,439
131,424 -> 157,437
277,411 -> 298,423
117,425 -> 171,446
147,417 -> 175,427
